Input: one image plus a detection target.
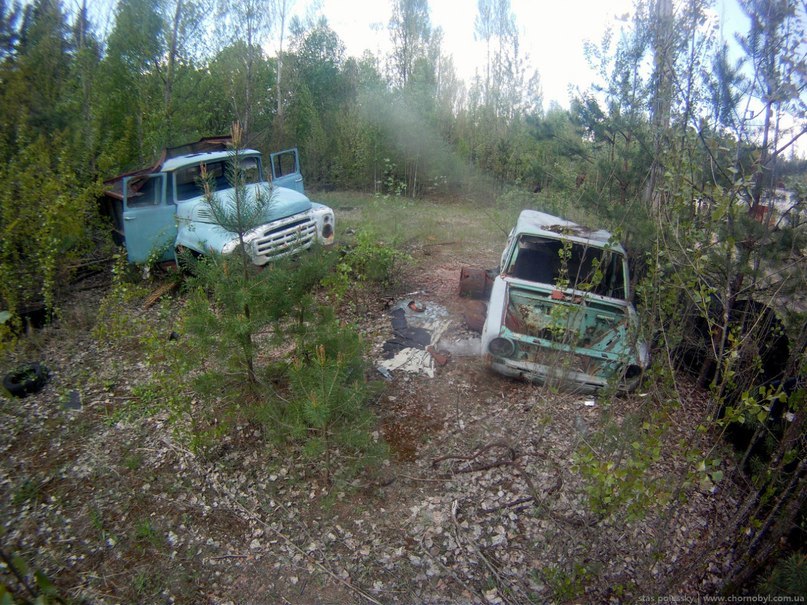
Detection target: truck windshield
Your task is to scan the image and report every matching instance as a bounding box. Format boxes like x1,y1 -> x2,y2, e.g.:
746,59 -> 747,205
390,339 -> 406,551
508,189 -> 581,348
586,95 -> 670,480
174,156 -> 262,202
507,235 -> 626,299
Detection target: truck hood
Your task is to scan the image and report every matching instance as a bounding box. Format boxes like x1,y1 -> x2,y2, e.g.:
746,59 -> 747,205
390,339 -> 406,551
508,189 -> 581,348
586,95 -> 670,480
176,182 -> 312,225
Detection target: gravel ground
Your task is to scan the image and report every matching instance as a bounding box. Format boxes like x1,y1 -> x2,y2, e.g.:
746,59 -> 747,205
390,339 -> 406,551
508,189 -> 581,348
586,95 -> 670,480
0,253 -> 744,604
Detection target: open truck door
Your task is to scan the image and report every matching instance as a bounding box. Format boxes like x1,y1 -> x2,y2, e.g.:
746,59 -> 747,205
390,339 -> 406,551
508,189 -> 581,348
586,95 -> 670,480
269,148 -> 304,193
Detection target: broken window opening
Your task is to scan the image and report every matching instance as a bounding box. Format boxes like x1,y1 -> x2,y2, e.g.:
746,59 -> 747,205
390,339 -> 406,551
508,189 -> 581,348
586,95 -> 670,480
125,175 -> 163,208
507,236 -> 625,299
174,158 -> 262,202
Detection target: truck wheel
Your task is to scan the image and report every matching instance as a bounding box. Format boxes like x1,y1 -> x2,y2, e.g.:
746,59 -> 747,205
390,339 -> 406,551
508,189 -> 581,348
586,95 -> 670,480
3,363 -> 49,397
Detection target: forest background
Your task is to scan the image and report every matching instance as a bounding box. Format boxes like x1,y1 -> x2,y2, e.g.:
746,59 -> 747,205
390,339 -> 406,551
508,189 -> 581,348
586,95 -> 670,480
0,0 -> 805,316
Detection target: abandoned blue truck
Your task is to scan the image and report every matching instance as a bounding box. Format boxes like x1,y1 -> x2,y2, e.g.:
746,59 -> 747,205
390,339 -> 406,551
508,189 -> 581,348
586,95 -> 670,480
101,137 -> 334,265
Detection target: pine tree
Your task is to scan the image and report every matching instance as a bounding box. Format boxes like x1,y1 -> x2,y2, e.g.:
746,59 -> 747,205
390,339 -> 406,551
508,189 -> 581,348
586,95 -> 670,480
195,123 -> 276,383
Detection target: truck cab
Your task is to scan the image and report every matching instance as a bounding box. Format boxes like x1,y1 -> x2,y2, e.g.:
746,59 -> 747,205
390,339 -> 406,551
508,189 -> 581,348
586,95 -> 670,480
102,138 -> 334,265
481,210 -> 649,392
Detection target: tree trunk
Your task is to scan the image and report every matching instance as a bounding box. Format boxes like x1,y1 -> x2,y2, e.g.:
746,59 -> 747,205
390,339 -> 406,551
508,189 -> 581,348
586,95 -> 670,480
645,0 -> 673,212
164,0 -> 183,141
275,0 -> 288,142
723,458 -> 806,592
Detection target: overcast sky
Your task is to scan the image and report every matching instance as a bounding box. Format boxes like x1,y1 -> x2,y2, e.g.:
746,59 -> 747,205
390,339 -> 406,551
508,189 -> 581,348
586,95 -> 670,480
307,0 -> 747,109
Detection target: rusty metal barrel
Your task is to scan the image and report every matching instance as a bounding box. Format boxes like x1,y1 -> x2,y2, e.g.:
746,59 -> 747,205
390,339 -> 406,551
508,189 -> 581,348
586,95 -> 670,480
459,266 -> 494,300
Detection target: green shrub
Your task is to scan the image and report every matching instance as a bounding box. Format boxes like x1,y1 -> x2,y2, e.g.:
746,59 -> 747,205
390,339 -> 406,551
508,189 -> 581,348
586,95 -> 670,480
0,133 -> 102,323
323,228 -> 408,301
759,552 -> 807,597
572,412 -> 669,521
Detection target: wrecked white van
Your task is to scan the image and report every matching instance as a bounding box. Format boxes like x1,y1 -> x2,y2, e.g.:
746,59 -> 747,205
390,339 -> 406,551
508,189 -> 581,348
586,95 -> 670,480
480,210 -> 649,392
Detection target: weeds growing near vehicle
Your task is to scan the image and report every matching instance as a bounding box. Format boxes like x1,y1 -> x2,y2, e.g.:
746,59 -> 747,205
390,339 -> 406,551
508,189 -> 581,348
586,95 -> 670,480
573,410 -> 670,521
92,253 -> 155,348
323,227 -> 409,305
133,246 -> 388,482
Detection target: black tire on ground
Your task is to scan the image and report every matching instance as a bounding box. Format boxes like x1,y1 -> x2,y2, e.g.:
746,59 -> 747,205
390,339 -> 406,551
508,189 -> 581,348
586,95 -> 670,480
3,363 -> 49,397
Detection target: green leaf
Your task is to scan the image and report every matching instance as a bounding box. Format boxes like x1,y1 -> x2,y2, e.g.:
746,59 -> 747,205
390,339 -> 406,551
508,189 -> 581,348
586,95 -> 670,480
10,556 -> 28,577
34,570 -> 57,596
0,585 -> 16,605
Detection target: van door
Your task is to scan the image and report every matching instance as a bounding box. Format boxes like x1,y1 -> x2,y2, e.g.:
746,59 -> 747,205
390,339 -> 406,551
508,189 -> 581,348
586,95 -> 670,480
122,173 -> 176,263
269,148 -> 304,193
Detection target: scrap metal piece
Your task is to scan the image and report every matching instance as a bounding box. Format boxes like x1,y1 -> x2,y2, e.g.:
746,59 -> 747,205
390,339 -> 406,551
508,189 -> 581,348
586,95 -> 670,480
379,299 -> 452,378
426,345 -> 451,366
461,299 -> 487,333
459,266 -> 495,300
408,300 -> 426,312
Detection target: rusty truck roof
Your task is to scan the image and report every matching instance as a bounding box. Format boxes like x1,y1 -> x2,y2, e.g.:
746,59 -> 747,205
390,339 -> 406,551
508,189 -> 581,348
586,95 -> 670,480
514,210 -> 624,253
103,135 -> 234,201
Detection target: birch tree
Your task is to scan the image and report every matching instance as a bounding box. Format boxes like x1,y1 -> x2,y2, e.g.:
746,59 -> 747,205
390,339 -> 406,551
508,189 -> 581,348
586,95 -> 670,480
215,0 -> 275,133
388,0 -> 431,89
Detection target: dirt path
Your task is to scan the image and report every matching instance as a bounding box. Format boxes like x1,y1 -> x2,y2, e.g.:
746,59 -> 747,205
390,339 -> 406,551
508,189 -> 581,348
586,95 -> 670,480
0,247 -> 738,604
226,251 -> 736,604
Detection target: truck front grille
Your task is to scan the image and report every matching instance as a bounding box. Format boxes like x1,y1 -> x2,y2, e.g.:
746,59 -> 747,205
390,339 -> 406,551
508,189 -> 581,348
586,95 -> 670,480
253,217 -> 317,260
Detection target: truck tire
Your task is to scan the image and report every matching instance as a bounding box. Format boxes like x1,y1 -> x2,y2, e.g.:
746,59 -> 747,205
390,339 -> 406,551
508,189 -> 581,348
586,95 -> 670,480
3,363 -> 49,397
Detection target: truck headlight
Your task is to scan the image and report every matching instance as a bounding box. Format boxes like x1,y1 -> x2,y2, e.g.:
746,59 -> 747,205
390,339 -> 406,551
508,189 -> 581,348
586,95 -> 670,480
319,211 -> 334,240
488,337 -> 515,357
624,365 -> 643,379
221,238 -> 241,255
